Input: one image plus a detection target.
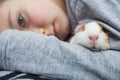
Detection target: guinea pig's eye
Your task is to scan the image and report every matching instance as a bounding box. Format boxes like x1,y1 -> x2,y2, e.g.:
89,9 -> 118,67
17,13 -> 26,28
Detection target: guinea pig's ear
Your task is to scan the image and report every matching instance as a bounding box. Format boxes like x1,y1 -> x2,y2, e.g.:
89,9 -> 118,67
98,23 -> 103,32
75,23 -> 86,34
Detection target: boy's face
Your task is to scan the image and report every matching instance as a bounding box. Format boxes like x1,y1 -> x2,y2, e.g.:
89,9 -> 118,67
0,0 -> 69,40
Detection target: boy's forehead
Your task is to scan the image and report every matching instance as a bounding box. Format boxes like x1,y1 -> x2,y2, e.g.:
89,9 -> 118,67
5,0 -> 51,6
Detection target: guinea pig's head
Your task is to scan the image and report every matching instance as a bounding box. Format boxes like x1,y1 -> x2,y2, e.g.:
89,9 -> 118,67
75,22 -> 103,34
74,22 -> 110,50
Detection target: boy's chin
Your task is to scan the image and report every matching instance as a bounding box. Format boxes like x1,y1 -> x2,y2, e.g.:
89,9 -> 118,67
57,35 -> 66,41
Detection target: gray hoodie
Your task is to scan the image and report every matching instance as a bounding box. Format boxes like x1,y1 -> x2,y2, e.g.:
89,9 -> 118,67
0,0 -> 120,80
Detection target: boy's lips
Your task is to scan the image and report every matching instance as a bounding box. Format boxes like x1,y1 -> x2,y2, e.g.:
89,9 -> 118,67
53,23 -> 58,37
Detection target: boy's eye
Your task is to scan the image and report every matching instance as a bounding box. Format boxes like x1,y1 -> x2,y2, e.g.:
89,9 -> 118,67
17,14 -> 26,28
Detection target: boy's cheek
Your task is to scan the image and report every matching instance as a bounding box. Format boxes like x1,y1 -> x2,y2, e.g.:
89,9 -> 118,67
0,26 -> 10,32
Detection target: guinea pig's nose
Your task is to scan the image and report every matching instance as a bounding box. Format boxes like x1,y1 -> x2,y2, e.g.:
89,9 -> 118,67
89,35 -> 99,41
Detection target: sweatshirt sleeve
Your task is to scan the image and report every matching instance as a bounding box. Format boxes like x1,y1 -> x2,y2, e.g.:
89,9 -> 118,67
0,30 -> 120,80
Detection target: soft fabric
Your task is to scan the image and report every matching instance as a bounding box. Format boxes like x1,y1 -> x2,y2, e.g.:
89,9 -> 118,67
0,70 -> 54,80
0,0 -> 120,80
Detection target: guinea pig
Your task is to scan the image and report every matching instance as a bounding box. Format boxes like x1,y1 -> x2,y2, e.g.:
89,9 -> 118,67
70,22 -> 110,50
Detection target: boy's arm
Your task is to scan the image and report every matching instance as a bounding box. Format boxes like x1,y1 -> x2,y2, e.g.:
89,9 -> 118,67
0,30 -> 120,80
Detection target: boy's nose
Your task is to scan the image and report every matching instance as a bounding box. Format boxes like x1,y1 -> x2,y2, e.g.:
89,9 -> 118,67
38,29 -> 46,35
29,28 -> 48,35
34,28 -> 54,36
29,25 -> 53,36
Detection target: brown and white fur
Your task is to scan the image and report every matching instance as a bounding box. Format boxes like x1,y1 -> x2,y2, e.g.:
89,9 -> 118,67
70,22 -> 110,50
